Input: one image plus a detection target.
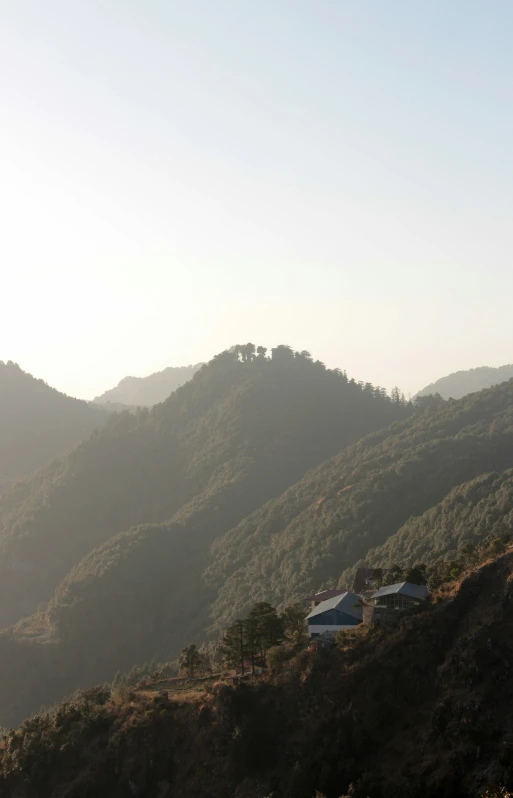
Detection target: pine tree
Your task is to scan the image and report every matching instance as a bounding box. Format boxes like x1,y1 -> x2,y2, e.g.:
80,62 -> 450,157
281,603 -> 307,643
222,620 -> 246,674
243,617 -> 259,674
247,602 -> 284,661
178,644 -> 204,678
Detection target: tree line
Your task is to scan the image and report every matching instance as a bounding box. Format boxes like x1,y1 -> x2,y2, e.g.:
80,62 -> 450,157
178,601 -> 306,678
212,342 -> 415,408
366,531 -> 512,593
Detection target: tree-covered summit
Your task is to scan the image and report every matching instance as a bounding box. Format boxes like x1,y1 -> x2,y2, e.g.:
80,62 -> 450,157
3,352 -> 513,730
0,344 -> 404,638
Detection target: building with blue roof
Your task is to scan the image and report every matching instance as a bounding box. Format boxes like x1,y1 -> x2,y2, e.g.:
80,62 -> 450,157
306,590 -> 363,638
370,581 -> 429,610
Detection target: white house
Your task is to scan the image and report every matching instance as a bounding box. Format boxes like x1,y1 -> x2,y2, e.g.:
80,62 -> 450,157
306,588 -> 347,613
306,591 -> 363,638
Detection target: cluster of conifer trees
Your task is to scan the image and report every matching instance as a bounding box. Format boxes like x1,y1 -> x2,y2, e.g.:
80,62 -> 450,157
177,601 -> 306,678
214,343 -> 412,406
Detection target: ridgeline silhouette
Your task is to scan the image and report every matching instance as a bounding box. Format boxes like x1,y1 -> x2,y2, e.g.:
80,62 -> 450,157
0,361 -> 106,491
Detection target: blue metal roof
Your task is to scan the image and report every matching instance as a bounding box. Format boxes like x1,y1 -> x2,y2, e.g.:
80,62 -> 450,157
306,590 -> 363,621
370,581 -> 429,601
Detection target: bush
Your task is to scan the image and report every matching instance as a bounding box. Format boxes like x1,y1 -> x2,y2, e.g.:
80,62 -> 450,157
111,684 -> 134,705
489,537 -> 507,555
266,644 -> 293,672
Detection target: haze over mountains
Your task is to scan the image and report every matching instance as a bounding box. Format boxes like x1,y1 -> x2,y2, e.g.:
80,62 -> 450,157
1,345 -> 513,735
0,344 -> 513,798
416,363 -> 513,400
208,376 -> 513,628
6,0 -> 513,790
2,348 -> 513,795
93,363 -> 203,407
0,361 -> 106,492
0,345 -> 408,724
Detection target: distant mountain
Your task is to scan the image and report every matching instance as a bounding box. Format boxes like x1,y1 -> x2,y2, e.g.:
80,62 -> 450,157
0,361 -> 106,490
0,345 -> 407,726
93,363 -> 204,406
416,363 -> 513,400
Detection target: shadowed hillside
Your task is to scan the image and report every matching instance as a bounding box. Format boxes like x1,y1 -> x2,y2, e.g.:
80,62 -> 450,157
0,346 -> 407,726
93,363 -> 203,406
2,551 -> 513,797
0,346 -> 403,630
0,362 -> 107,490
343,469 -> 513,581
5,364 -> 513,730
206,379 -> 513,628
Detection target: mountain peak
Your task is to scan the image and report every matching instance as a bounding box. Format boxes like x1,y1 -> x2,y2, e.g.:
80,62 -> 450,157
416,363 -> 513,400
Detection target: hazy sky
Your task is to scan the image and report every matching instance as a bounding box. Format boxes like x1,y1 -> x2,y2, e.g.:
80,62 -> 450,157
2,1 -> 513,399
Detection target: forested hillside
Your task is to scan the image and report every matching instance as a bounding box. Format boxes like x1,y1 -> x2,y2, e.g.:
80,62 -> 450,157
0,361 -> 106,491
93,363 -> 203,406
206,379 -> 513,628
0,345 -> 407,726
416,363 -> 513,400
2,550 -> 513,798
6,353 -> 513,732
343,469 -> 513,581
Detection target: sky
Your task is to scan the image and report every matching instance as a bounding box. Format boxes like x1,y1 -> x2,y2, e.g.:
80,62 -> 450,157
2,0 -> 513,399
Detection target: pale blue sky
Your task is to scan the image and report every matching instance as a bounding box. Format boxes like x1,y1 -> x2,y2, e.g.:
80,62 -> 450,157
2,0 -> 513,398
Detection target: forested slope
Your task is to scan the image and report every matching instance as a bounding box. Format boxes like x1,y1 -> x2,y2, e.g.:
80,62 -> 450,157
2,551 -> 513,798
8,354 -> 513,733
0,361 -> 106,489
0,347 -> 402,630
207,379 -> 513,628
344,469 -> 513,579
0,346 -> 407,726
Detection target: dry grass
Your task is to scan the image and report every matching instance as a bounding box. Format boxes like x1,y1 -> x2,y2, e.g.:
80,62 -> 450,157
11,612 -> 54,641
138,673 -> 226,704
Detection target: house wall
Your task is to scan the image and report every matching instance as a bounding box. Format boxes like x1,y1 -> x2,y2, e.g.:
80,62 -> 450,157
307,608 -> 362,637
376,594 -> 420,610
308,609 -> 361,626
308,623 -> 360,637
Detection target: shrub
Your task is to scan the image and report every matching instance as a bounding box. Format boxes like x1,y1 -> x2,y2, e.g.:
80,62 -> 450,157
111,684 -> 134,705
266,644 -> 292,672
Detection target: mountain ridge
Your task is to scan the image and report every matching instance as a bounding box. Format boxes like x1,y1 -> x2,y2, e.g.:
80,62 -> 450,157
206,379 -> 513,630
0,346 -> 408,726
93,363 -> 203,406
6,352 -> 513,732
416,363 -> 513,400
0,361 -> 107,490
